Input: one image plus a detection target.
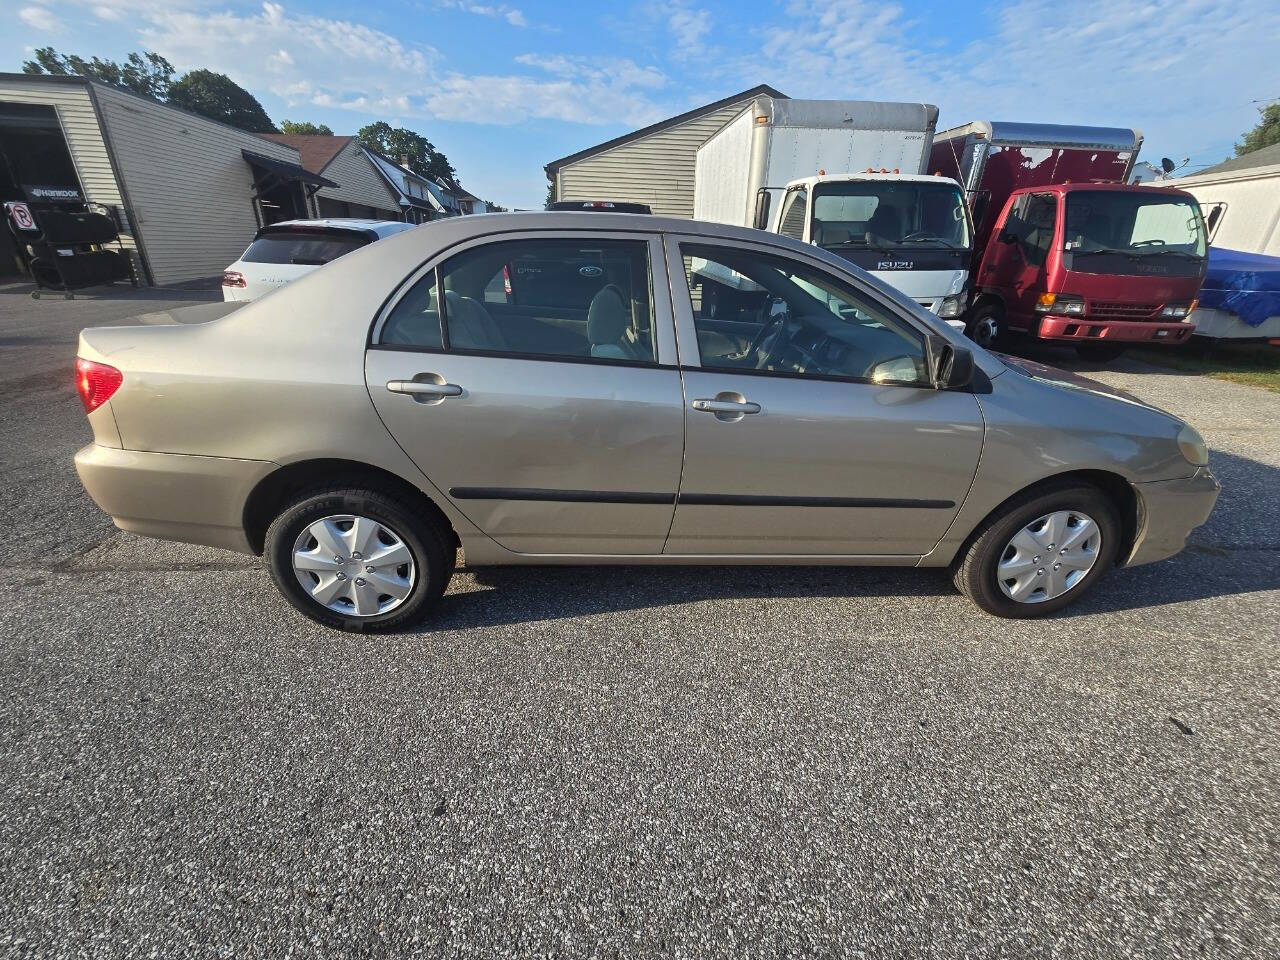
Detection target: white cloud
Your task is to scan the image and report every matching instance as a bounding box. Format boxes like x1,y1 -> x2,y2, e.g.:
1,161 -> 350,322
19,5 -> 61,31
752,0 -> 1280,161
436,1 -> 528,28
659,1 -> 712,61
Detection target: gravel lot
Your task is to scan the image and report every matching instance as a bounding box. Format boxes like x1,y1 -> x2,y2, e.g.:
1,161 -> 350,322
1,281 -> 1277,957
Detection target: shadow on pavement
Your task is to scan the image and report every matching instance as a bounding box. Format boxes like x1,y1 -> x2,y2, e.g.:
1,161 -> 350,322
0,280 -> 218,303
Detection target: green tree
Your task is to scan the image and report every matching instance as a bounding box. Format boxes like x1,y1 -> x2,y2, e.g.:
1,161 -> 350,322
545,181 -> 555,206
280,120 -> 334,136
357,121 -> 457,185
22,47 -> 174,101
484,200 -> 508,212
1235,103 -> 1280,156
168,70 -> 278,134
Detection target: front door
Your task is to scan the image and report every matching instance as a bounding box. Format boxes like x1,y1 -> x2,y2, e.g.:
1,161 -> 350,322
979,192 -> 1057,329
367,232 -> 685,555
666,238 -> 984,557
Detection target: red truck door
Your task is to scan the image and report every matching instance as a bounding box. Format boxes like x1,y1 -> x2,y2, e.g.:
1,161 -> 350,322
979,192 -> 1057,330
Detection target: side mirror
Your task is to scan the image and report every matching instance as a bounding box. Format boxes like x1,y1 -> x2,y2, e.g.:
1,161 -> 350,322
925,335 -> 975,390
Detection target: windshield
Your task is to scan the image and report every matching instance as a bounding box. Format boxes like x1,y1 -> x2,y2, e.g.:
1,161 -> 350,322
1064,192 -> 1206,258
811,181 -> 970,250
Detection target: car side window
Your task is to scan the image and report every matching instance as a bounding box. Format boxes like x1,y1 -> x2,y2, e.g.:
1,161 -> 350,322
380,238 -> 655,363
1019,194 -> 1057,267
680,243 -> 928,386
778,189 -> 807,240
380,268 -> 444,349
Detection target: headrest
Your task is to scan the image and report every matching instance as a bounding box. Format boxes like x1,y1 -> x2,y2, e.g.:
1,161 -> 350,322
587,285 -> 629,344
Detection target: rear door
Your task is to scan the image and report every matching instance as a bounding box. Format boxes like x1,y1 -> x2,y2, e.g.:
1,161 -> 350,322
366,230 -> 685,555
665,236 -> 984,557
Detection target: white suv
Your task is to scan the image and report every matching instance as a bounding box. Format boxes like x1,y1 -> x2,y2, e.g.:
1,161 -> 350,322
222,219 -> 417,302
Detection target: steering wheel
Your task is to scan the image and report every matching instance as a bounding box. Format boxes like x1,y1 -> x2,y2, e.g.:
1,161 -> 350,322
742,301 -> 789,366
1132,238 -> 1166,247
900,231 -> 934,242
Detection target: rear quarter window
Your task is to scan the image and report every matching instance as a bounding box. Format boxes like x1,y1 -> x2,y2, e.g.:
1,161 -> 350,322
241,231 -> 369,265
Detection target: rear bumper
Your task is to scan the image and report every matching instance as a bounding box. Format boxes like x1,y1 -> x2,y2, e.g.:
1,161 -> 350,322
1126,466 -> 1220,566
1038,315 -> 1194,344
75,443 -> 274,554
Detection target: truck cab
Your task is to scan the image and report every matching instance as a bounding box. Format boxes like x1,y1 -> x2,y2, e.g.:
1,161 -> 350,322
769,173 -> 973,327
972,182 -> 1207,358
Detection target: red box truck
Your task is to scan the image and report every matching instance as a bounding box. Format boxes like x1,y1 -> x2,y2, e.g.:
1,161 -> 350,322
931,122 -> 1208,360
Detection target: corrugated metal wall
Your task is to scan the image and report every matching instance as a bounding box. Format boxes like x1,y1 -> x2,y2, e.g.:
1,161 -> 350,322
556,96 -> 761,219
0,78 -> 137,264
93,84 -> 301,285
313,140 -> 401,218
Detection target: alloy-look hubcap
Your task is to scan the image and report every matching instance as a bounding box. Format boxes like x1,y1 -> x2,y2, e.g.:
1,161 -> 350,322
997,510 -> 1101,604
291,514 -> 416,617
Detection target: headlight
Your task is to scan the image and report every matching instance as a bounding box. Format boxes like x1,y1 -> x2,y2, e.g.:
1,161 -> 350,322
1177,424 -> 1208,466
1160,300 -> 1197,319
1035,293 -> 1085,315
938,294 -> 964,318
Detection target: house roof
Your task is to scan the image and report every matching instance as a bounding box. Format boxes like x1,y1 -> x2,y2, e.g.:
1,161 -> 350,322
0,71 -> 294,152
1196,141 -> 1280,177
259,134 -> 353,174
544,83 -> 787,175
363,148 -> 443,212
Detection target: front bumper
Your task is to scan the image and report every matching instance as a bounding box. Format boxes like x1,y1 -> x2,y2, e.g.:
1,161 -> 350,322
1039,315 -> 1194,344
1126,466 -> 1220,566
75,443 -> 274,554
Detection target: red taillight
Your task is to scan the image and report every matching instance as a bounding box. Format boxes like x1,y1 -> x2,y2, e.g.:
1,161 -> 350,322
75,357 -> 122,414
222,271 -> 246,288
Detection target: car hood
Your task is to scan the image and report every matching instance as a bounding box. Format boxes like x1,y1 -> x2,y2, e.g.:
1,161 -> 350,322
994,353 -> 1179,421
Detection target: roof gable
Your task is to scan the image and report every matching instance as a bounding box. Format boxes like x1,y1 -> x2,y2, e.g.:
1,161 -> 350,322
1196,141 -> 1280,176
545,83 -> 786,173
259,134 -> 354,174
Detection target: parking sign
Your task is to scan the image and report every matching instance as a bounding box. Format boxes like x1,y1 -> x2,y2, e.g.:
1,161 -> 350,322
6,202 -> 38,232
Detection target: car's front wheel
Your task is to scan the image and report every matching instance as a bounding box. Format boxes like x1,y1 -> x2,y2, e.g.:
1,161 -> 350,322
265,486 -> 455,632
953,483 -> 1121,618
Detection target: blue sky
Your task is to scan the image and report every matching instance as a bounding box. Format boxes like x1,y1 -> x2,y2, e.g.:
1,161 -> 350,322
9,0 -> 1280,209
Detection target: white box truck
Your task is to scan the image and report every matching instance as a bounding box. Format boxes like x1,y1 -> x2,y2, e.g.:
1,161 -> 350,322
694,98 -> 973,326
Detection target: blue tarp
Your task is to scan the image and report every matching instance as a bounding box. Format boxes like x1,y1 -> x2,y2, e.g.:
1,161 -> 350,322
1197,247 -> 1280,328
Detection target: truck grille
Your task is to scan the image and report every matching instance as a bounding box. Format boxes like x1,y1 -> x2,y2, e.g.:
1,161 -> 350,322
1090,301 -> 1161,320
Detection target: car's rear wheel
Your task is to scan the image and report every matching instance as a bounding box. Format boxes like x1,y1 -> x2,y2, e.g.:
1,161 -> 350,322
953,483 -> 1121,618
1074,342 -> 1128,363
265,486 -> 455,632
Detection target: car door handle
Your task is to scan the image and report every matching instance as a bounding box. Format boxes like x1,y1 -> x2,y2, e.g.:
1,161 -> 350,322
691,398 -> 761,415
386,379 -> 463,397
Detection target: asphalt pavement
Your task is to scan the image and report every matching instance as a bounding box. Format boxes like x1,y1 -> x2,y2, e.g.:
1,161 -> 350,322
1,280 -> 1277,958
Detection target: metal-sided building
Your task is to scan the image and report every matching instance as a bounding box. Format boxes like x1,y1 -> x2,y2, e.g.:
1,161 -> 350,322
545,84 -> 785,218
1157,143 -> 1280,256
260,134 -> 402,221
0,73 -> 335,286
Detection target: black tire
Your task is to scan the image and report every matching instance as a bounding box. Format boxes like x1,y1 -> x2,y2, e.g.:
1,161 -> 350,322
953,482 -> 1121,618
265,486 -> 455,633
965,302 -> 1005,350
1074,342 -> 1128,363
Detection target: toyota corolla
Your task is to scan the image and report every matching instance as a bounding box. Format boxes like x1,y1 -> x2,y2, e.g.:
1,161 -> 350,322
73,213 -> 1219,631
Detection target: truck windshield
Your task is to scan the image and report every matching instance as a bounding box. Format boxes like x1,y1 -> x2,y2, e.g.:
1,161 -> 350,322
1064,192 -> 1206,260
811,181 -> 970,250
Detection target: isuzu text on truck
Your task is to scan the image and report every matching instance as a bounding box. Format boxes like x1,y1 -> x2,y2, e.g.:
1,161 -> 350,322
693,98 -> 973,327
930,121 -> 1208,359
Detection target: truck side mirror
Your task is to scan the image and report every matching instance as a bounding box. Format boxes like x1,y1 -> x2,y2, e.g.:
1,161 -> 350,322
925,335 -> 975,390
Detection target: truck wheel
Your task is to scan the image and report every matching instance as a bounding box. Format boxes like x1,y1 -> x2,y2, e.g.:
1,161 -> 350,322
965,304 -> 1004,349
1074,342 -> 1128,363
953,482 -> 1120,618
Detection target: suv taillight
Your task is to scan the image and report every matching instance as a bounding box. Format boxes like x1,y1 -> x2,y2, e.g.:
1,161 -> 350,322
222,271 -> 246,288
75,357 -> 123,413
